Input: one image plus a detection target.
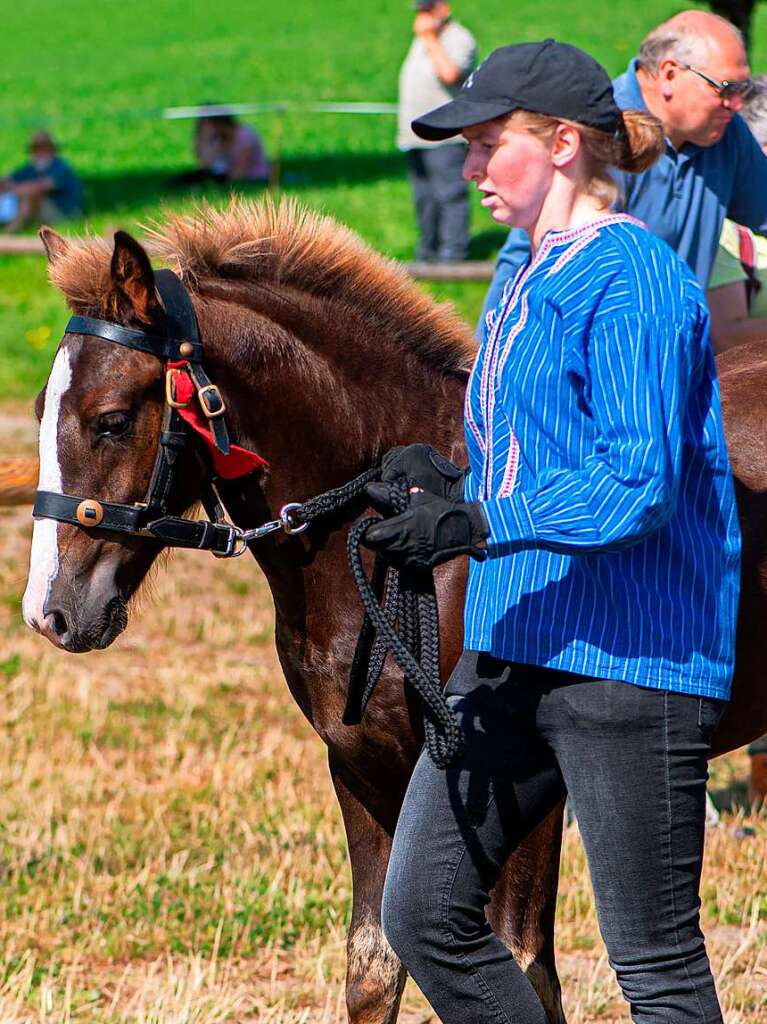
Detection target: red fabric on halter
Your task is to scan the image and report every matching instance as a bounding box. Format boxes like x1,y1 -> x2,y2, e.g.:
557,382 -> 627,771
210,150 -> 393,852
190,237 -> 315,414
168,365 -> 269,479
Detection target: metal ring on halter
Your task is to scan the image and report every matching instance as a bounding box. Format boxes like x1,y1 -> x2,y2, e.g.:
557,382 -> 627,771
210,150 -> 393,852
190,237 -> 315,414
280,502 -> 309,534
228,534 -> 253,558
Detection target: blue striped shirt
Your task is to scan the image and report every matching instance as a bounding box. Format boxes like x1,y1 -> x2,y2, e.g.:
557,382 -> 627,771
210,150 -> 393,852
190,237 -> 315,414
463,215 -> 741,699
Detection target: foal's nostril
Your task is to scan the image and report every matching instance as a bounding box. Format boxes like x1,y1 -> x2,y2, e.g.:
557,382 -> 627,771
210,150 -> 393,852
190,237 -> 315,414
48,609 -> 69,637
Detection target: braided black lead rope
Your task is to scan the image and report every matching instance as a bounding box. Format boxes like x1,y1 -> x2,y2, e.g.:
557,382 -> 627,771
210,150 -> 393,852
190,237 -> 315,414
273,466 -> 464,768
344,481 -> 411,725
342,478 -> 464,769
345,518 -> 463,767
290,466 -> 381,525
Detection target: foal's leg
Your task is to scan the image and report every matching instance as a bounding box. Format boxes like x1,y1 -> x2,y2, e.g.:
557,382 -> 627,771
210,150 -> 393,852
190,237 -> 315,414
489,801 -> 567,1024
330,756 -> 407,1024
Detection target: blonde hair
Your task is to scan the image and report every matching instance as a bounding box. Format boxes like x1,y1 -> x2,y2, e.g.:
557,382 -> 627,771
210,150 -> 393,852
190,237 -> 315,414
506,109 -> 664,208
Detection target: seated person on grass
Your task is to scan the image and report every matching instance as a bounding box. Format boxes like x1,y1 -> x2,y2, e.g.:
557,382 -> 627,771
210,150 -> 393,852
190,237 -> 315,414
175,110 -> 269,185
707,76 -> 767,351
0,131 -> 84,232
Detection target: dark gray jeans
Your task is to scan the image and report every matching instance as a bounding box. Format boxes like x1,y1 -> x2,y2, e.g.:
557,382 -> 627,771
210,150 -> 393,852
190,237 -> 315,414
382,652 -> 726,1023
406,144 -> 469,261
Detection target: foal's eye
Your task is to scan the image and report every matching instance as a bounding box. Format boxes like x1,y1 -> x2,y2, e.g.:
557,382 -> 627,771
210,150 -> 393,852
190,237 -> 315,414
95,411 -> 132,438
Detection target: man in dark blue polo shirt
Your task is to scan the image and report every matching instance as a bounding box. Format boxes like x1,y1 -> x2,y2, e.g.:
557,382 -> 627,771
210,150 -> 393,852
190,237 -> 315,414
481,10 -> 767,325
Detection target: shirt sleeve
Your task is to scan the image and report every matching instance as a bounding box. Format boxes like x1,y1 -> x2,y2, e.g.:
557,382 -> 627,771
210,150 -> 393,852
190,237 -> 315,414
480,311 -> 702,557
47,163 -> 69,193
9,163 -> 34,183
443,27 -> 477,80
726,118 -> 767,232
478,229 -> 530,335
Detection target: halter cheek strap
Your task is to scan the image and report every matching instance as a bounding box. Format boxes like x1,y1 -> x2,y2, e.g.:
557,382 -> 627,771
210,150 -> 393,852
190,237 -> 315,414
33,268 -> 268,557
165,364 -> 267,479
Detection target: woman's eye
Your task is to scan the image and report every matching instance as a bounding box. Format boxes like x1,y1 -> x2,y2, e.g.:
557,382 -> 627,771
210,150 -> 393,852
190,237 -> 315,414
95,411 -> 132,438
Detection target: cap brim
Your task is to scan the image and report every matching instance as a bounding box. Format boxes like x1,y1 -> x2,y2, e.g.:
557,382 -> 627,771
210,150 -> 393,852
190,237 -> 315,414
412,99 -> 517,141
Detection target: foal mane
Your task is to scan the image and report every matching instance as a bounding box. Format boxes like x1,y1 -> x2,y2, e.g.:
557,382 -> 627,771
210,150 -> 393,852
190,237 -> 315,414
49,198 -> 477,377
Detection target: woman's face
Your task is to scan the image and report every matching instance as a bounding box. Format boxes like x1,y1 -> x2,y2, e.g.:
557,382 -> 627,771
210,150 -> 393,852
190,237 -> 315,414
462,118 -> 554,230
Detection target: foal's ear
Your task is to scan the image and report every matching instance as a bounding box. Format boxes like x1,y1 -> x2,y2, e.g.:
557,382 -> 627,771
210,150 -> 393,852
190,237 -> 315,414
111,230 -> 161,324
40,227 -> 69,264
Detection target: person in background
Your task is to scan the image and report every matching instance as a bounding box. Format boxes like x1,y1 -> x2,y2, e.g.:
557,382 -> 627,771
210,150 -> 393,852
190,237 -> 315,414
707,76 -> 767,350
0,131 -> 84,232
397,0 -> 477,262
178,110 -> 269,185
480,11 -> 767,328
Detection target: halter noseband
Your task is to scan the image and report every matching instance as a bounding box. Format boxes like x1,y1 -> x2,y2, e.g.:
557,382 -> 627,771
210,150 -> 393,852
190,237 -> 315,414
32,269 -> 284,557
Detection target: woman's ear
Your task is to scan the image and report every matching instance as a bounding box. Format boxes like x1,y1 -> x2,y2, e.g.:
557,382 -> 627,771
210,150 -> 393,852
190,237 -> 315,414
550,123 -> 582,169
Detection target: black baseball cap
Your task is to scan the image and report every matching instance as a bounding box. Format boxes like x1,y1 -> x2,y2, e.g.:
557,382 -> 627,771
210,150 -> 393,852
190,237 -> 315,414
412,40 -> 622,140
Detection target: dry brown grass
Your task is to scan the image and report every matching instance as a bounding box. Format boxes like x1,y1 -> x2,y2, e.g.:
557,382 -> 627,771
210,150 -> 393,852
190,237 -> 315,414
1,489 -> 766,1021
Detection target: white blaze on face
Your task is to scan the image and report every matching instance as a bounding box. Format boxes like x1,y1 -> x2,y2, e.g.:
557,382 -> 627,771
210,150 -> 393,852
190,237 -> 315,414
22,347 -> 72,629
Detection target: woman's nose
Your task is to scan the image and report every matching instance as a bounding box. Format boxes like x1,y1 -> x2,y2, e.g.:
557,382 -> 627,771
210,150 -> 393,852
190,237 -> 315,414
463,154 -> 481,182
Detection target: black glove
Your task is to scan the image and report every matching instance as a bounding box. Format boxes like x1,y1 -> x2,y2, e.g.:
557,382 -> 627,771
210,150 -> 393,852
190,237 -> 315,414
380,444 -> 466,502
362,492 -> 489,569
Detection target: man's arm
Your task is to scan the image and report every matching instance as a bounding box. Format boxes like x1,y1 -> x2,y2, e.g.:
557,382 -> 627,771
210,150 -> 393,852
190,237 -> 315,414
726,118 -> 767,233
9,178 -> 53,199
414,13 -> 470,85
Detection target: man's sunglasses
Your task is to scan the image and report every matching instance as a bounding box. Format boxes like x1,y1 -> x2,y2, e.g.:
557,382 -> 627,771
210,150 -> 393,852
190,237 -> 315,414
680,63 -> 752,100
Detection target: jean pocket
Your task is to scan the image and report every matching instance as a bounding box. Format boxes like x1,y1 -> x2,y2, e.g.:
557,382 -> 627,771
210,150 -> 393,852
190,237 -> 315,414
697,697 -> 726,738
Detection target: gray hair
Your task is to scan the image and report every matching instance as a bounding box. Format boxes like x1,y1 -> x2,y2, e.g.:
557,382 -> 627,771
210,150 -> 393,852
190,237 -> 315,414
741,76 -> 767,147
638,16 -> 745,74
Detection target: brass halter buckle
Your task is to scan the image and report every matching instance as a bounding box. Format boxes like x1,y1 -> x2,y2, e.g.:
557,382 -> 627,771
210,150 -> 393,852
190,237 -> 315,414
197,384 -> 226,418
165,369 -> 190,409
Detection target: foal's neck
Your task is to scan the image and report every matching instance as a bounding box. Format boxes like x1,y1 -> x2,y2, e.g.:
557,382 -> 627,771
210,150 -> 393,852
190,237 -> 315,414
194,284 -> 469,511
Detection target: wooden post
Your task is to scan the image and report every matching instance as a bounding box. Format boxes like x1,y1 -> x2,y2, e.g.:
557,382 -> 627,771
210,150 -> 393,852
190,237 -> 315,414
0,457 -> 38,506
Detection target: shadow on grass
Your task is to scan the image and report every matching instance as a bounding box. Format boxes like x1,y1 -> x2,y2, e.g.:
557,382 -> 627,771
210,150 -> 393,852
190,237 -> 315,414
80,150 -> 409,214
467,226 -> 509,261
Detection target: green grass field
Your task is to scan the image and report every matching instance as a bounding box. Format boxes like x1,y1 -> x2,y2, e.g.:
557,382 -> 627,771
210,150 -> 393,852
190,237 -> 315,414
5,0 -> 767,401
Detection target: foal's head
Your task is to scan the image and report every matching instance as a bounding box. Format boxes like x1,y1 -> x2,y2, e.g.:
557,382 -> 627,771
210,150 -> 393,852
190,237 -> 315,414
23,230 -> 205,652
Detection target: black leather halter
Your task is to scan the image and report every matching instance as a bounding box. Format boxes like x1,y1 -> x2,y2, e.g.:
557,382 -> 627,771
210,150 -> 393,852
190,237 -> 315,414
33,270 -> 267,557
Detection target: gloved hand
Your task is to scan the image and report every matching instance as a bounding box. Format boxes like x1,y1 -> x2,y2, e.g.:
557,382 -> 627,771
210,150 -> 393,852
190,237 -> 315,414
380,444 -> 467,502
362,490 -> 489,569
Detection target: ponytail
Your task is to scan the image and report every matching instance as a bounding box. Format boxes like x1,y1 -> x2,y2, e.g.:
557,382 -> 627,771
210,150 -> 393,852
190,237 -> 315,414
614,110 -> 664,173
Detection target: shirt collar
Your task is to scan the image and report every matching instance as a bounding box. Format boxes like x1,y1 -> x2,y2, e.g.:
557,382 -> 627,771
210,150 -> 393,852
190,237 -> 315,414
613,58 -> 647,111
